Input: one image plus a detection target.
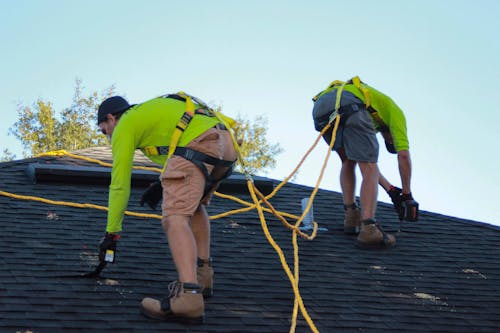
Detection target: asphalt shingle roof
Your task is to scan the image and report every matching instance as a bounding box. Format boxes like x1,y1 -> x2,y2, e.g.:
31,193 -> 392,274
1,147 -> 499,333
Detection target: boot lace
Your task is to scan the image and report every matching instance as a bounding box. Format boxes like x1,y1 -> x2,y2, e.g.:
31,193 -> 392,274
167,280 -> 182,298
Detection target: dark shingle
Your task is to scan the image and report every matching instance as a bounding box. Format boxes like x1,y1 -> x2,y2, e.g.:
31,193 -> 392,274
1,147 -> 499,333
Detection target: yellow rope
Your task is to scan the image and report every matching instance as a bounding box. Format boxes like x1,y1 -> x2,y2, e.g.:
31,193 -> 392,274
36,150 -> 163,173
210,116 -> 336,235
2,115 -> 340,332
0,190 -> 161,219
34,150 -> 321,231
249,180 -> 319,332
222,116 -> 338,333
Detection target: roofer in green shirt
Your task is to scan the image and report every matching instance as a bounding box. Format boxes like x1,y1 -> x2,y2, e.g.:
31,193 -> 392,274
312,76 -> 419,249
97,93 -> 238,324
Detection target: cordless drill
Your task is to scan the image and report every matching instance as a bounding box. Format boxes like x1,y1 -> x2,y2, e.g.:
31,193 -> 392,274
387,186 -> 419,222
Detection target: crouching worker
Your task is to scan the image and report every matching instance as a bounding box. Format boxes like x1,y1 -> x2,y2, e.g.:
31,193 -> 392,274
97,93 -> 238,324
312,76 -> 418,250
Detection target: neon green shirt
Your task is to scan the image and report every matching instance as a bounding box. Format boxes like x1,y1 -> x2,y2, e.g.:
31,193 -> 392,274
320,83 -> 409,152
106,96 -> 219,233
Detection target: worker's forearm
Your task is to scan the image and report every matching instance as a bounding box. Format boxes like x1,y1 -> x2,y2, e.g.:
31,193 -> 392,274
378,172 -> 392,192
397,150 -> 412,194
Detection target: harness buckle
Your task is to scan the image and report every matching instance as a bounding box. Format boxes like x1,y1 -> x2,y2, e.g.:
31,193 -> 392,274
328,110 -> 339,124
177,112 -> 193,131
144,146 -> 159,156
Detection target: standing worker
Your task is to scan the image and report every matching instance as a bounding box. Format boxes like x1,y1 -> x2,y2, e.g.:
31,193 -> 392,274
97,93 -> 238,324
312,76 -> 419,249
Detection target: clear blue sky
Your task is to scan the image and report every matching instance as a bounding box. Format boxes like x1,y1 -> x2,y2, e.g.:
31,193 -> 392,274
1,0 -> 499,226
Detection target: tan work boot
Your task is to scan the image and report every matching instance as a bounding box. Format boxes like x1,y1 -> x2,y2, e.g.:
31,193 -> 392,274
356,218 -> 396,249
343,203 -> 360,235
197,258 -> 214,298
141,281 -> 205,324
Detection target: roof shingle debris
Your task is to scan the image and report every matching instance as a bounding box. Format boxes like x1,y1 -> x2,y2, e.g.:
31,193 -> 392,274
1,147 -> 499,333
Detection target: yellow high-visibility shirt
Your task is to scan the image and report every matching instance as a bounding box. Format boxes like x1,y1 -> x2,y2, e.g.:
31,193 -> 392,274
107,96 -> 219,232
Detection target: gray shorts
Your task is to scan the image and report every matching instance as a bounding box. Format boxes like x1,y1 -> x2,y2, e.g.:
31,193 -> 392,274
325,110 -> 379,162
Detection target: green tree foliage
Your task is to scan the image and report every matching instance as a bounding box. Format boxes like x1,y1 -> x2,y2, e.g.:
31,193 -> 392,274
232,114 -> 283,175
9,79 -> 114,157
8,81 -> 283,174
0,149 -> 16,162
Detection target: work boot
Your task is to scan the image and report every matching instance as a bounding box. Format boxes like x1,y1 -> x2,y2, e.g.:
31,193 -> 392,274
197,257 -> 214,298
356,218 -> 396,249
141,280 -> 205,324
343,203 -> 360,235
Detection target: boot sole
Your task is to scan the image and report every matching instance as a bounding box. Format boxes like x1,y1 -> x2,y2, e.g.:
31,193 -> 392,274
141,308 -> 205,325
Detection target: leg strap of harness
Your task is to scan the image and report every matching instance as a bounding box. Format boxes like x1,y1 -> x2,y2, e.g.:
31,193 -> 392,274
173,147 -> 236,196
174,147 -> 234,169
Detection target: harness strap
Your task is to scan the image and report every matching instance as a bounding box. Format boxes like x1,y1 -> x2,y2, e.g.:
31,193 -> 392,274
166,92 -> 241,162
160,92 -> 216,173
143,124 -> 228,156
338,103 -> 365,123
314,77 -> 389,133
350,77 -> 389,132
351,76 -> 371,108
153,91 -> 239,190
163,93 -> 212,111
174,147 -> 236,197
173,147 -> 235,169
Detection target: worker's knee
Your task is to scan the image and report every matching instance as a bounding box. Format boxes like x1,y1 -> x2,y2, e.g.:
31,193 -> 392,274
342,159 -> 357,170
358,162 -> 379,176
161,215 -> 191,231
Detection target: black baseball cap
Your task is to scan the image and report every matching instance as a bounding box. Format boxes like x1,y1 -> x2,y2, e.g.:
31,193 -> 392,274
97,96 -> 134,124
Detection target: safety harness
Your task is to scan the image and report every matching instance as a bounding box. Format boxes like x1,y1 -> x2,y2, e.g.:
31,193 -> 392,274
313,76 -> 389,132
143,92 -> 237,196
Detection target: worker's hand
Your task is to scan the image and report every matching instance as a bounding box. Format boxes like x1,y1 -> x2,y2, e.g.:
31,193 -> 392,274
401,193 -> 419,222
387,186 -> 404,220
140,180 -> 163,210
99,232 -> 120,263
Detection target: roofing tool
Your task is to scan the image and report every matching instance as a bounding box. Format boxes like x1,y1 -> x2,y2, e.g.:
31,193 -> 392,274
57,232 -> 120,279
57,233 -> 121,278
403,199 -> 419,222
55,260 -> 108,279
99,232 -> 120,263
397,196 -> 419,233
400,193 -> 419,222
80,260 -> 108,278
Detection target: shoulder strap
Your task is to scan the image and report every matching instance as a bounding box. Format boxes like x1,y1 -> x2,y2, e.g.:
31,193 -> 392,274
160,92 -> 241,173
312,80 -> 345,102
350,77 -> 389,132
351,76 -> 372,109
161,92 -> 198,172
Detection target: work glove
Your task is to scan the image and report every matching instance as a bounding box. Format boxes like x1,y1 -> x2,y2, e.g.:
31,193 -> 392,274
99,232 -> 120,263
387,186 -> 404,220
140,180 -> 163,210
401,193 -> 419,222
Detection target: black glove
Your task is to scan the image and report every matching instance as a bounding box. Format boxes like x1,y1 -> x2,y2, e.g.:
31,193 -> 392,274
401,193 -> 419,222
140,180 -> 163,210
99,232 -> 120,263
387,186 -> 404,221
